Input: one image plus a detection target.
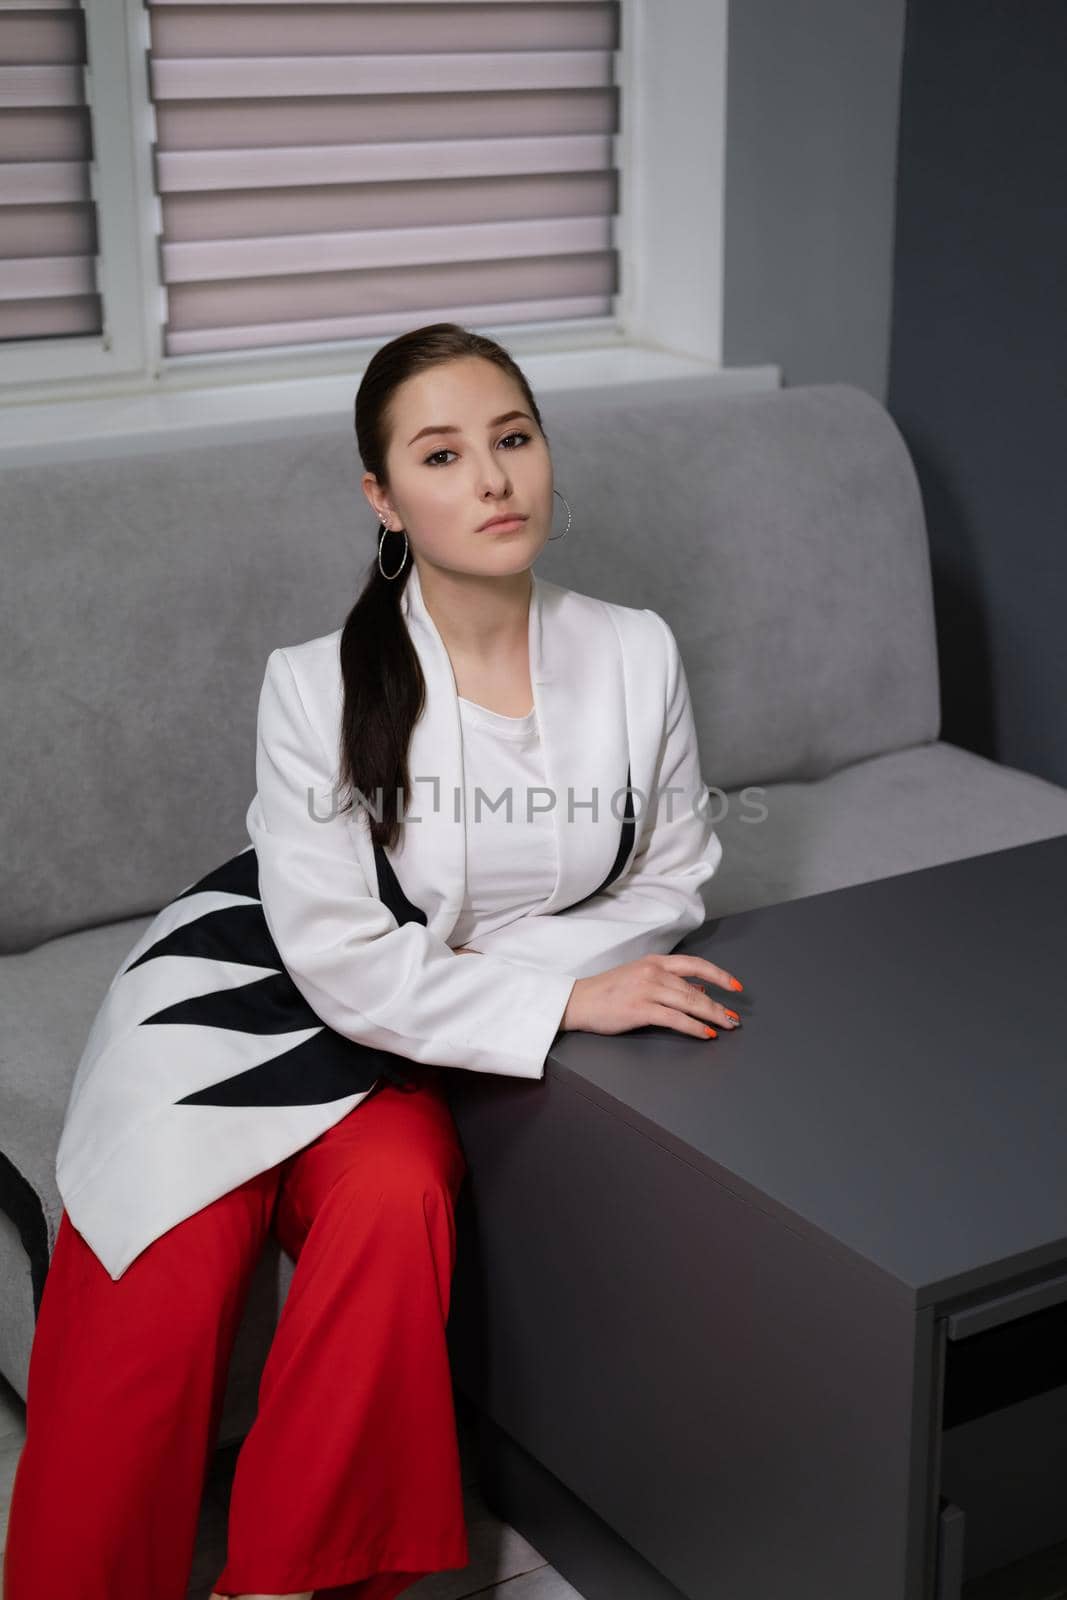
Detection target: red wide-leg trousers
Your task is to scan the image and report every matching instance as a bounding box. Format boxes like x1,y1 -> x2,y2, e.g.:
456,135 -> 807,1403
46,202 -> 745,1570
3,1063 -> 471,1600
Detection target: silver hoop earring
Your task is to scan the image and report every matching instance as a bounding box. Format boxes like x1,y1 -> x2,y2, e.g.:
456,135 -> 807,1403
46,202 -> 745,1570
548,488 -> 572,542
378,521 -> 409,579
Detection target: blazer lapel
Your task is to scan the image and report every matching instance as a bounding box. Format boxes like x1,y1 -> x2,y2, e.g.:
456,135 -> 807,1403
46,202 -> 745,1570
388,562 -> 467,939
526,575 -> 632,915
389,563 -> 633,942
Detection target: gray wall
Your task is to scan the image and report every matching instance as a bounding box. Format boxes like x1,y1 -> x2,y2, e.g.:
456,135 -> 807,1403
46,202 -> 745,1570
887,0 -> 1067,786
721,0 -> 907,403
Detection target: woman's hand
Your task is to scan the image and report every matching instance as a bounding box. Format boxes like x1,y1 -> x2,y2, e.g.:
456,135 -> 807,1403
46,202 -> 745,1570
453,945 -> 480,955
561,954 -> 743,1039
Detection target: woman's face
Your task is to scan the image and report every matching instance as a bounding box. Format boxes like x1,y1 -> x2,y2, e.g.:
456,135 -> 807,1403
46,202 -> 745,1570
364,356 -> 554,580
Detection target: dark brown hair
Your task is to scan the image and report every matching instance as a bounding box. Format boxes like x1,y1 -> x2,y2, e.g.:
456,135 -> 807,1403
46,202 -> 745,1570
340,322 -> 547,850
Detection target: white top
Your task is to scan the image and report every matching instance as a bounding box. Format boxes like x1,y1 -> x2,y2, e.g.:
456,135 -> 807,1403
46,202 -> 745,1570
448,694 -> 559,947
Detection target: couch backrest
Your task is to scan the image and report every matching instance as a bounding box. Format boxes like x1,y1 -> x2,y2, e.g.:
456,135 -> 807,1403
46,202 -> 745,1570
542,376 -> 941,786
0,378 -> 939,953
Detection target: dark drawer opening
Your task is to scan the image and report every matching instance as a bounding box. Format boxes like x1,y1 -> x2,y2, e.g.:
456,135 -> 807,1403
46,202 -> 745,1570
943,1298 -> 1067,1429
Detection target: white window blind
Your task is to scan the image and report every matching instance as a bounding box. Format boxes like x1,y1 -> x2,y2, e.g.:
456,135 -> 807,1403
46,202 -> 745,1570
0,0 -> 101,344
146,0 -> 621,357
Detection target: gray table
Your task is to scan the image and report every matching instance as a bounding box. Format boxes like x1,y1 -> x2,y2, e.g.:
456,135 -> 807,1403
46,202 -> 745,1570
445,833 -> 1067,1600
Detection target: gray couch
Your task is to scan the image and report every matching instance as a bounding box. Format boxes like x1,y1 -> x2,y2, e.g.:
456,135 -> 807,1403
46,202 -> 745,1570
3,377 -> 1066,1458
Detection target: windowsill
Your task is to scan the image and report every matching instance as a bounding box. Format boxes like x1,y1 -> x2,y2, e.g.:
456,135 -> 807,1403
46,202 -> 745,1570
0,342 -> 781,467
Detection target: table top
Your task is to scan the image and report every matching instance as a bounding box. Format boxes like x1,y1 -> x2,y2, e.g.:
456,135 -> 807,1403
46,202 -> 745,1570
548,833 -> 1067,1307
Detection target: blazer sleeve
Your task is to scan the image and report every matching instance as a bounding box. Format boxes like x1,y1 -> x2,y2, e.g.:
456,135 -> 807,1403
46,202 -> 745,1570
456,610 -> 723,979
246,648 -> 577,1079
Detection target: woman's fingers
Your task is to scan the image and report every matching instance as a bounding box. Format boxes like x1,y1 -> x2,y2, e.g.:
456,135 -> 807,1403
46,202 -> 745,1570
661,973 -> 742,1030
646,1001 -> 720,1039
658,952 -> 744,994
553,957 -> 746,1039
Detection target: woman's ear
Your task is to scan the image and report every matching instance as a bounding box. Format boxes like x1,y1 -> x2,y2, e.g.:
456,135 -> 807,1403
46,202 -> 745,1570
361,471 -> 389,525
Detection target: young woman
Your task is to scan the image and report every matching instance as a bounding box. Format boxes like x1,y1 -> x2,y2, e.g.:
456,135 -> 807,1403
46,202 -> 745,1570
3,323 -> 744,1600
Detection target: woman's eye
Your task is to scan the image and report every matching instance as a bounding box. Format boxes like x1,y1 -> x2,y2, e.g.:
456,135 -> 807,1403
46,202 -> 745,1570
423,431 -> 531,467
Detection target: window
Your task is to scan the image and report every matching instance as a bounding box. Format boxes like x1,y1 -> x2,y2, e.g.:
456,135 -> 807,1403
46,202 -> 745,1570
1,0 -> 625,383
0,0 -> 748,443
146,0 -> 622,358
0,0 -> 102,343
0,0 -> 150,388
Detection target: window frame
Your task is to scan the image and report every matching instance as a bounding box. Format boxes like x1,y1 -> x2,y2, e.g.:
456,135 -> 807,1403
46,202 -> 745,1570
0,0 -> 761,435
0,0 -> 155,387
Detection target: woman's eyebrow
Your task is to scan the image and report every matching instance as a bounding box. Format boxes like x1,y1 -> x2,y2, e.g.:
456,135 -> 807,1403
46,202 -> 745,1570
406,410 -> 533,447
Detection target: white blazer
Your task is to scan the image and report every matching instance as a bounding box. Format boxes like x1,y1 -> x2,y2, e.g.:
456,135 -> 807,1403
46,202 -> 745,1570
56,563 -> 723,1278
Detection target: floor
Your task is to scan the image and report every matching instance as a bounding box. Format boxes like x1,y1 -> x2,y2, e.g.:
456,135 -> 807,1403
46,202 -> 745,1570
2,1368 -> 1067,1599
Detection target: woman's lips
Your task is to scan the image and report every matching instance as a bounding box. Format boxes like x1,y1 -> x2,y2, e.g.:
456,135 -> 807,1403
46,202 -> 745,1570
479,515 -> 527,532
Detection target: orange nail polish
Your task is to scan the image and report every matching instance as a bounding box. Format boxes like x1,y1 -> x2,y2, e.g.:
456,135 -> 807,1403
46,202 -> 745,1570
725,1010 -> 739,1022
730,978 -> 744,992
704,1027 -> 717,1038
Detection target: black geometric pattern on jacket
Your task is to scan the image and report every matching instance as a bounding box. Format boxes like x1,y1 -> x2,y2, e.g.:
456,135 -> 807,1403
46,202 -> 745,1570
129,760 -> 635,1111
127,845 -> 419,1106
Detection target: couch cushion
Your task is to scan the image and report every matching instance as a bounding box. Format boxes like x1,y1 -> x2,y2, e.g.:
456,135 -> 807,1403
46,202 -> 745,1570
0,1208 -> 35,1399
537,378 -> 942,795
0,916 -> 156,1274
708,740 -> 1067,918
1,380 -> 939,952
